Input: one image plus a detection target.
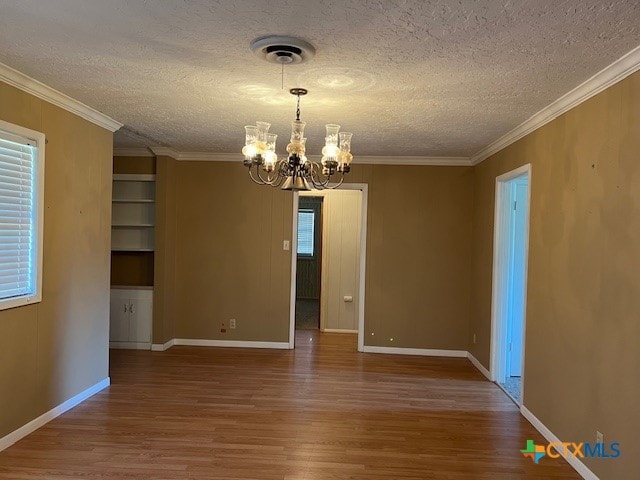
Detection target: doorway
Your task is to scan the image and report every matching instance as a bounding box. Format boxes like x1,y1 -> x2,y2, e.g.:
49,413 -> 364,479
295,196 -> 323,330
490,165 -> 531,405
289,185 -> 368,351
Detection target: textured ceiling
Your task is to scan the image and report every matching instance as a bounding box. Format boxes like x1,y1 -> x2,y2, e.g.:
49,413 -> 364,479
0,0 -> 639,157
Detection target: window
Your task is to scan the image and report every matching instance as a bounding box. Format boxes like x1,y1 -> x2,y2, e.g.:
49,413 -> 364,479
297,209 -> 315,256
0,120 -> 45,311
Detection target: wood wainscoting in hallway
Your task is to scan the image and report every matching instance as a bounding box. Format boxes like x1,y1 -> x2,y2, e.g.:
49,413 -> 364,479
0,331 -> 579,479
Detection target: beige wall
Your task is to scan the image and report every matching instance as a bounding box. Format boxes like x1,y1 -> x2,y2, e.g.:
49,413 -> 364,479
470,71 -> 640,478
360,165 -> 474,349
167,161 -> 474,349
0,82 -> 112,438
173,162 -> 293,342
153,155 -> 177,344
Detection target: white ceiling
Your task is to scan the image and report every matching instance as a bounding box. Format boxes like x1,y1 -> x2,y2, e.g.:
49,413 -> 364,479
0,0 -> 639,157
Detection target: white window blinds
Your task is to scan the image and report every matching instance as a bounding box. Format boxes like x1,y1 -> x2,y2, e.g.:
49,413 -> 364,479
0,133 -> 37,301
297,209 -> 315,256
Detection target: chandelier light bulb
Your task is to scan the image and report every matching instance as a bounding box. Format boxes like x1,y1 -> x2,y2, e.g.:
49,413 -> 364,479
322,145 -> 339,158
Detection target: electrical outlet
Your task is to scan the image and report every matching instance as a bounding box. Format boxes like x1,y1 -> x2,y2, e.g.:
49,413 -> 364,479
596,431 -> 604,445
230,319 -> 236,329
473,333 -> 477,344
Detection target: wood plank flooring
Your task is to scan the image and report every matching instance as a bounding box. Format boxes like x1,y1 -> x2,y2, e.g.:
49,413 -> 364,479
0,331 -> 580,479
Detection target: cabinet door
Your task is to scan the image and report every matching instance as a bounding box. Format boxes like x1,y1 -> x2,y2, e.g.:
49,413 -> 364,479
109,297 -> 130,342
129,297 -> 152,343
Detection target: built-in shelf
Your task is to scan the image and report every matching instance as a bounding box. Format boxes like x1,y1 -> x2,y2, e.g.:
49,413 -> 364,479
111,173 -> 156,253
113,174 -> 156,182
112,198 -> 155,203
112,248 -> 155,252
112,224 -> 155,228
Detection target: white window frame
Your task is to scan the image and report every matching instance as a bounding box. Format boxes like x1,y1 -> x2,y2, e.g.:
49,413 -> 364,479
0,119 -> 45,311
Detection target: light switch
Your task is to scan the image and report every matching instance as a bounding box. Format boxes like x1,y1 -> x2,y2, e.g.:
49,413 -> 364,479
283,240 -> 290,251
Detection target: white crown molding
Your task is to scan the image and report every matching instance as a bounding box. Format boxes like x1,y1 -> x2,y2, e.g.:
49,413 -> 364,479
0,377 -> 110,453
0,62 -> 122,133
149,146 -> 181,159
148,147 -> 473,166
471,44 -> 640,165
355,156 -> 472,166
113,147 -> 155,157
175,152 -> 238,162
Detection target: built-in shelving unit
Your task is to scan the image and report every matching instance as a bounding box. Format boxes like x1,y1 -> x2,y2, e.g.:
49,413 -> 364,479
111,174 -> 156,252
110,169 -> 156,350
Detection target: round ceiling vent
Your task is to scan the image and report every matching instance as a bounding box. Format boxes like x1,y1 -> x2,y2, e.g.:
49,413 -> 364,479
250,35 -> 316,65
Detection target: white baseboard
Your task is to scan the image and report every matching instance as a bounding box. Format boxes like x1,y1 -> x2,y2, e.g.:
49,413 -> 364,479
151,339 -> 175,351
0,377 -> 110,453
173,338 -> 290,349
520,405 -> 598,480
109,341 -> 151,350
361,345 -> 467,357
467,352 -> 492,380
322,329 -> 358,334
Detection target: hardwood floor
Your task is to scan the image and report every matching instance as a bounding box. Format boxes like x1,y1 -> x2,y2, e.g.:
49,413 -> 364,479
0,331 -> 579,479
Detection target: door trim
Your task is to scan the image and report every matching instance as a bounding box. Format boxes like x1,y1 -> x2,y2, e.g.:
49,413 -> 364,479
489,164 -> 531,404
289,184 -> 368,351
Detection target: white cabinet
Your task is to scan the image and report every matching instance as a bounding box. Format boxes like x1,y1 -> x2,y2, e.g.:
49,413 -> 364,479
111,174 -> 156,252
109,288 -> 153,349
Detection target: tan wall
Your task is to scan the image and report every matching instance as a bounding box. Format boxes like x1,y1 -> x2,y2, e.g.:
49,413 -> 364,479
359,165 -> 474,349
470,72 -> 640,478
153,155 -> 177,343
169,161 -> 474,349
173,162 -> 293,342
0,82 -> 112,438
113,156 -> 155,175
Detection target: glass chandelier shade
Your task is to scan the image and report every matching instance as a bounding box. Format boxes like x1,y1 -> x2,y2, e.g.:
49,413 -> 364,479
242,88 -> 353,191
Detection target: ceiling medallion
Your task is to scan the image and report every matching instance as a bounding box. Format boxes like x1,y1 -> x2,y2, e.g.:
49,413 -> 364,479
242,36 -> 353,191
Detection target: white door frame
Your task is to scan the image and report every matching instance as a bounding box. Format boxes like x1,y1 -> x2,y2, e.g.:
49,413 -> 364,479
288,183 -> 368,351
489,164 -> 531,403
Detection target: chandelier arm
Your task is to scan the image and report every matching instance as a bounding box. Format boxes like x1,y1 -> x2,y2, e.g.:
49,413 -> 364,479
307,162 -> 321,188
270,160 -> 288,187
326,174 -> 345,189
272,171 -> 286,188
306,163 -> 321,189
310,162 -> 332,189
256,166 -> 276,186
248,166 -> 267,185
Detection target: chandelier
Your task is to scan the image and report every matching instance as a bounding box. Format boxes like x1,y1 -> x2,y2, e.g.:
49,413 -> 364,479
241,36 -> 353,191
242,89 -> 353,191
